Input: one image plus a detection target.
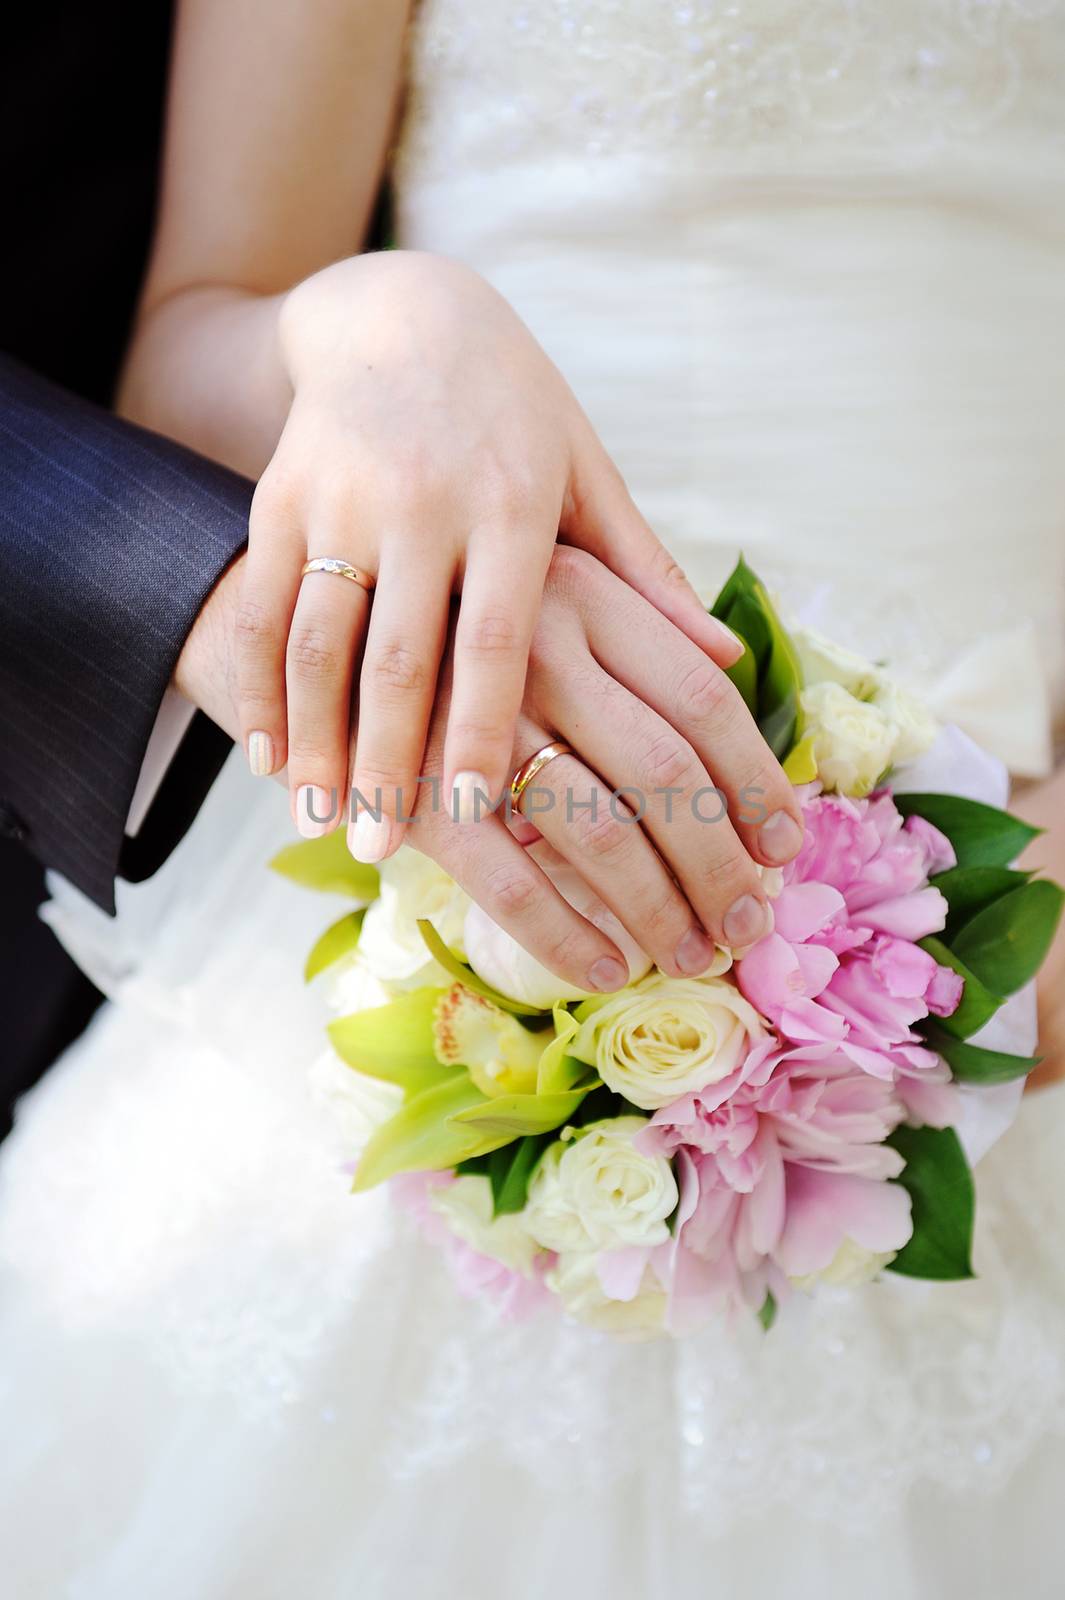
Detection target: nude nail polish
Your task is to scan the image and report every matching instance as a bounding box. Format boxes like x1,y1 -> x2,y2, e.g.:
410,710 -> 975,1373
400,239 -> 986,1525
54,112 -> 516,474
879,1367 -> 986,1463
348,809 -> 393,864
296,784 -> 334,839
247,730 -> 274,778
723,894 -> 770,949
758,810 -> 804,865
452,770 -> 491,824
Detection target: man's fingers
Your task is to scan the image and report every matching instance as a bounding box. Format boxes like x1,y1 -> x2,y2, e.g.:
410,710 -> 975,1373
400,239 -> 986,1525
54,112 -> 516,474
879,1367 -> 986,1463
422,811 -> 631,994
444,531 -> 553,822
348,548 -> 450,863
575,557 -> 804,868
515,727 -> 718,979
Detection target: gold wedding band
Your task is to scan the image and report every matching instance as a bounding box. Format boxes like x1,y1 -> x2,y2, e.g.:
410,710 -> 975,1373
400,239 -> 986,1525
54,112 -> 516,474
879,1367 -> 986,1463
300,557 -> 376,592
510,740 -> 575,810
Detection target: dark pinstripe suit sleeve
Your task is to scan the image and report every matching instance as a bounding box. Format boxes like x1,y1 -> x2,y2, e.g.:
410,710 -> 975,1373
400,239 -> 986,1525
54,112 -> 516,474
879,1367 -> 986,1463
0,355 -> 252,912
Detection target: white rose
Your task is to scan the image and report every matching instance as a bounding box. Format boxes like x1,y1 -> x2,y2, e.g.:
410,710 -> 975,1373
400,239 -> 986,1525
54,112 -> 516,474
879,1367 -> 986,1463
792,1236 -> 898,1291
523,1117 -> 678,1253
792,624 -> 882,698
548,1251 -> 667,1340
429,1174 -> 542,1276
801,680 -> 897,797
463,844 -> 653,1008
358,848 -> 470,986
871,679 -> 938,766
307,1048 -> 403,1155
569,972 -> 764,1111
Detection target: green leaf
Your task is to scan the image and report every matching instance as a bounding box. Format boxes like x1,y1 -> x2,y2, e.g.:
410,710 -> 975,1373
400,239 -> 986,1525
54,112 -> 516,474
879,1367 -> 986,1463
886,1124 -> 975,1280
893,793 -> 1041,868
486,1135 -> 553,1216
271,830 -> 381,900
929,866 -> 1031,943
757,1291 -> 777,1332
951,879 -> 1065,999
711,555 -> 804,758
417,920 -> 548,1018
922,1023 -> 1041,1085
918,936 -> 1003,1039
304,909 -> 366,982
450,1088 -> 590,1139
354,1074 -> 512,1191
328,988 -> 455,1096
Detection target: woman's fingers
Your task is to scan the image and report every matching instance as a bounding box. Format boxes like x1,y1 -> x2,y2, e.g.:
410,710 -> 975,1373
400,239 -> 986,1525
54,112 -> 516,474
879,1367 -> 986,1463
562,418 -> 745,669
236,474 -> 305,777
348,548 -> 451,863
285,561 -> 370,837
575,555 -> 804,868
515,724 -> 719,978
421,811 -> 631,993
444,528 -> 554,822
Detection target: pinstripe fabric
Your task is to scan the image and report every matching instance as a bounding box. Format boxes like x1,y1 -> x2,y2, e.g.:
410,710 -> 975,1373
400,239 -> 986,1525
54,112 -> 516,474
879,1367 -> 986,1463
0,356 -> 252,912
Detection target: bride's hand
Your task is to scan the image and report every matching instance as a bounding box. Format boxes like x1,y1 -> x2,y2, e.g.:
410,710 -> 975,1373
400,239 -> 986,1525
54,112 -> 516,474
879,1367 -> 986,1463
236,250 -> 747,859
177,543 -> 803,989
404,545 -> 802,987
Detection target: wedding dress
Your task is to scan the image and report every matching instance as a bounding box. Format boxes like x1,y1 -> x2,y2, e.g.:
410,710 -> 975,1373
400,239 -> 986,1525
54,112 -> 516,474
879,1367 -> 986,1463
4,3 -> 1065,1594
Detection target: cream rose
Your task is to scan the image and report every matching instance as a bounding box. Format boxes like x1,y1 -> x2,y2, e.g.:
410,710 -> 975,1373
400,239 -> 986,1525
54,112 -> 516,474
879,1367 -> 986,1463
792,623 -> 882,699
429,1174 -> 542,1276
800,680 -> 897,798
569,972 -> 764,1111
547,1252 -> 667,1339
358,848 -> 470,986
792,1236 -> 898,1291
870,679 -> 938,766
523,1117 -> 678,1254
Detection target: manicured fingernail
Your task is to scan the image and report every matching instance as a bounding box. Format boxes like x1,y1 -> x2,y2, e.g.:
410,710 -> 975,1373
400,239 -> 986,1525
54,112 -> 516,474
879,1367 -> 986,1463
296,784 -> 335,839
248,730 -> 274,777
723,894 -> 770,948
588,956 -> 629,992
348,809 -> 393,864
675,926 -> 717,975
452,770 -> 491,824
759,810 -> 804,864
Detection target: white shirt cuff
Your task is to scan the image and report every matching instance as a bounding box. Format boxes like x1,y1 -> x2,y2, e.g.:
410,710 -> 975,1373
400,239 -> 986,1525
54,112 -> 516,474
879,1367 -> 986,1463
125,689 -> 197,838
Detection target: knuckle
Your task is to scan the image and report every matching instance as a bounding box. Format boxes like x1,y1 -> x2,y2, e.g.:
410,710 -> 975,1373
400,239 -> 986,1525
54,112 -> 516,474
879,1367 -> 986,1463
288,625 -> 342,682
642,885 -> 686,942
542,923 -> 589,978
235,598 -> 278,653
484,863 -> 540,920
640,731 -> 698,792
699,849 -> 754,900
675,660 -> 733,723
461,610 -> 521,659
366,641 -> 427,697
575,805 -> 630,862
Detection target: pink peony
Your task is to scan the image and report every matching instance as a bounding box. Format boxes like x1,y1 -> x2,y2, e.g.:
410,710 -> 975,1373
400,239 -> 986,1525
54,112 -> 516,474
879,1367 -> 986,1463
632,1039 -> 928,1328
736,789 -> 963,1082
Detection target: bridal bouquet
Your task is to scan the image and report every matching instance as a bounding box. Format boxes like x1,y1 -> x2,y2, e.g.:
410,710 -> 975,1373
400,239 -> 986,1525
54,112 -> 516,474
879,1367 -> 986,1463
274,559 -> 1062,1338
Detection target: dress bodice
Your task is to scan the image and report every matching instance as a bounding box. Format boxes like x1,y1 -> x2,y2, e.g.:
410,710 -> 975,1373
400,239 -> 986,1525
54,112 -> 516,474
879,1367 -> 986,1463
394,1 -> 1065,773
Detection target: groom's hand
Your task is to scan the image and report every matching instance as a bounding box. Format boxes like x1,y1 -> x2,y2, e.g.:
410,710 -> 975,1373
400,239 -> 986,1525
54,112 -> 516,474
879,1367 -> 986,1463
177,545 -> 803,990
